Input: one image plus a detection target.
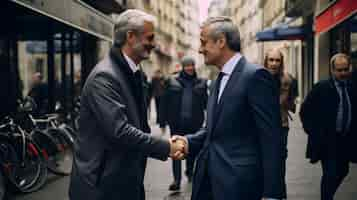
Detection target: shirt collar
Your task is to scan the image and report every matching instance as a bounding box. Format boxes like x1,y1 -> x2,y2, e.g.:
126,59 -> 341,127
221,53 -> 242,75
122,51 -> 139,73
333,78 -> 351,88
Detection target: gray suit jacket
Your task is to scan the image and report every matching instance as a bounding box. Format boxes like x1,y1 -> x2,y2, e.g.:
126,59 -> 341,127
69,49 -> 170,200
187,57 -> 286,200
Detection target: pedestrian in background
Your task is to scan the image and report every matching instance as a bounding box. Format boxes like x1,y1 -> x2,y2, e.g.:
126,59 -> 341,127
161,56 -> 208,190
28,72 -> 49,115
300,53 -> 357,200
142,71 -> 153,118
68,9 -> 185,200
264,48 -> 299,197
151,69 -> 167,133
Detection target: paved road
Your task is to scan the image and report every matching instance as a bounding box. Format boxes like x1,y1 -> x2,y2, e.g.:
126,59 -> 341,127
11,112 -> 357,200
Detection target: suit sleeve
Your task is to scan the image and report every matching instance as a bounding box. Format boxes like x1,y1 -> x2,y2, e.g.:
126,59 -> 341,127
247,68 -> 285,199
203,80 -> 209,110
84,73 -> 170,161
186,127 -> 207,157
299,83 -> 323,135
159,80 -> 169,126
299,82 -> 326,163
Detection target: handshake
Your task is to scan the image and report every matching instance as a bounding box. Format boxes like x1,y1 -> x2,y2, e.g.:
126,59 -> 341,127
168,135 -> 189,160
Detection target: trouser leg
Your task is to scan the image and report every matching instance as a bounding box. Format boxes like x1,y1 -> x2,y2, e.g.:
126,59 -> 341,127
185,154 -> 195,175
320,157 -> 349,200
281,127 -> 289,197
172,159 -> 182,184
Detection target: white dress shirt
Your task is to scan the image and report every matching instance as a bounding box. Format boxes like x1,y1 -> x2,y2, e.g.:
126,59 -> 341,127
217,53 -> 242,102
123,51 -> 139,73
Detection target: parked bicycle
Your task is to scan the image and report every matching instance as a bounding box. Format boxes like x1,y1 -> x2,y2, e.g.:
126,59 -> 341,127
0,116 -> 48,193
16,97 -> 74,176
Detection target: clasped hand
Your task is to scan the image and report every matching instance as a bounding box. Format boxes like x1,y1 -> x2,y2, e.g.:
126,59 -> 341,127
169,135 -> 188,160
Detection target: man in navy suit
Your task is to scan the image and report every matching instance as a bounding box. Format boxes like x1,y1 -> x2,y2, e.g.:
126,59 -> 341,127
172,16 -> 286,200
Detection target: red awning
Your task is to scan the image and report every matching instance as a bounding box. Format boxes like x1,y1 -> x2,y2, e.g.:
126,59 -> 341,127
315,0 -> 357,35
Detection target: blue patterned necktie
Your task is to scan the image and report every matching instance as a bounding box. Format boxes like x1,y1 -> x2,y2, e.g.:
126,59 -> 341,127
339,81 -> 350,134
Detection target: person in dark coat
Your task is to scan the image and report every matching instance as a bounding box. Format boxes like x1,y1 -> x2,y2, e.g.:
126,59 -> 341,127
27,72 -> 49,114
151,69 -> 166,132
300,53 -> 357,200
161,56 -> 208,190
68,9 -> 185,200
263,48 -> 298,197
140,70 -> 152,111
172,16 -> 285,200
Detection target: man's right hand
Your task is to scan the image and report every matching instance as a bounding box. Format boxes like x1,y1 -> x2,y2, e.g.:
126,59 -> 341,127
169,137 -> 185,160
170,135 -> 189,159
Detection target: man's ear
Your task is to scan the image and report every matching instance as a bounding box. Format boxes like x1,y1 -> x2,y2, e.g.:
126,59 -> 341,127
126,30 -> 136,44
217,34 -> 226,49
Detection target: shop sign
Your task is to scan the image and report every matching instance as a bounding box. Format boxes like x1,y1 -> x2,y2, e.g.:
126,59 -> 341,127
315,0 -> 357,34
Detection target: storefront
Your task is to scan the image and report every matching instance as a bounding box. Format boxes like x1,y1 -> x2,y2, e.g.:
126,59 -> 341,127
0,0 -> 120,117
314,0 -> 357,79
255,0 -> 316,99
256,20 -> 315,99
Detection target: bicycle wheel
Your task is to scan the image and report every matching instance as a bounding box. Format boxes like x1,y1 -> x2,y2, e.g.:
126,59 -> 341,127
2,137 -> 47,193
45,128 -> 73,176
31,130 -> 58,160
58,123 -> 77,142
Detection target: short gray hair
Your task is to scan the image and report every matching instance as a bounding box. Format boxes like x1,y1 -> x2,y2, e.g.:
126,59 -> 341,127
113,9 -> 156,47
202,16 -> 241,51
181,56 -> 195,67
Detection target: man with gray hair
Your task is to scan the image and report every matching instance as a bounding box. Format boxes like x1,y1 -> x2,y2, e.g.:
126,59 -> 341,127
172,16 -> 286,200
69,9 -> 184,200
161,55 -> 208,190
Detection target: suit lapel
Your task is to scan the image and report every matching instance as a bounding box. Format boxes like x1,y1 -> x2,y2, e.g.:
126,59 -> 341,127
212,57 -> 246,133
109,53 -> 142,128
207,79 -> 219,133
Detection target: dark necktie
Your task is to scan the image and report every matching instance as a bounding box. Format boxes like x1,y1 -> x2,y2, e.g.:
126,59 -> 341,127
215,72 -> 225,104
340,81 -> 350,134
134,70 -> 142,84
133,70 -> 145,125
213,72 -> 225,120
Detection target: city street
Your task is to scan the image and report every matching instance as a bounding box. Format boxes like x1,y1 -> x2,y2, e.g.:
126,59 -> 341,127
1,0 -> 357,200
10,110 -> 357,200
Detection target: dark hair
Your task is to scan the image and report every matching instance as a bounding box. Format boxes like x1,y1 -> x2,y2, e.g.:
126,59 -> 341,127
180,56 -> 195,67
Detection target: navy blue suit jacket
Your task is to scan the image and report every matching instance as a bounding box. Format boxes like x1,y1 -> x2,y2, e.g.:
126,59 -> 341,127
187,57 -> 286,200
